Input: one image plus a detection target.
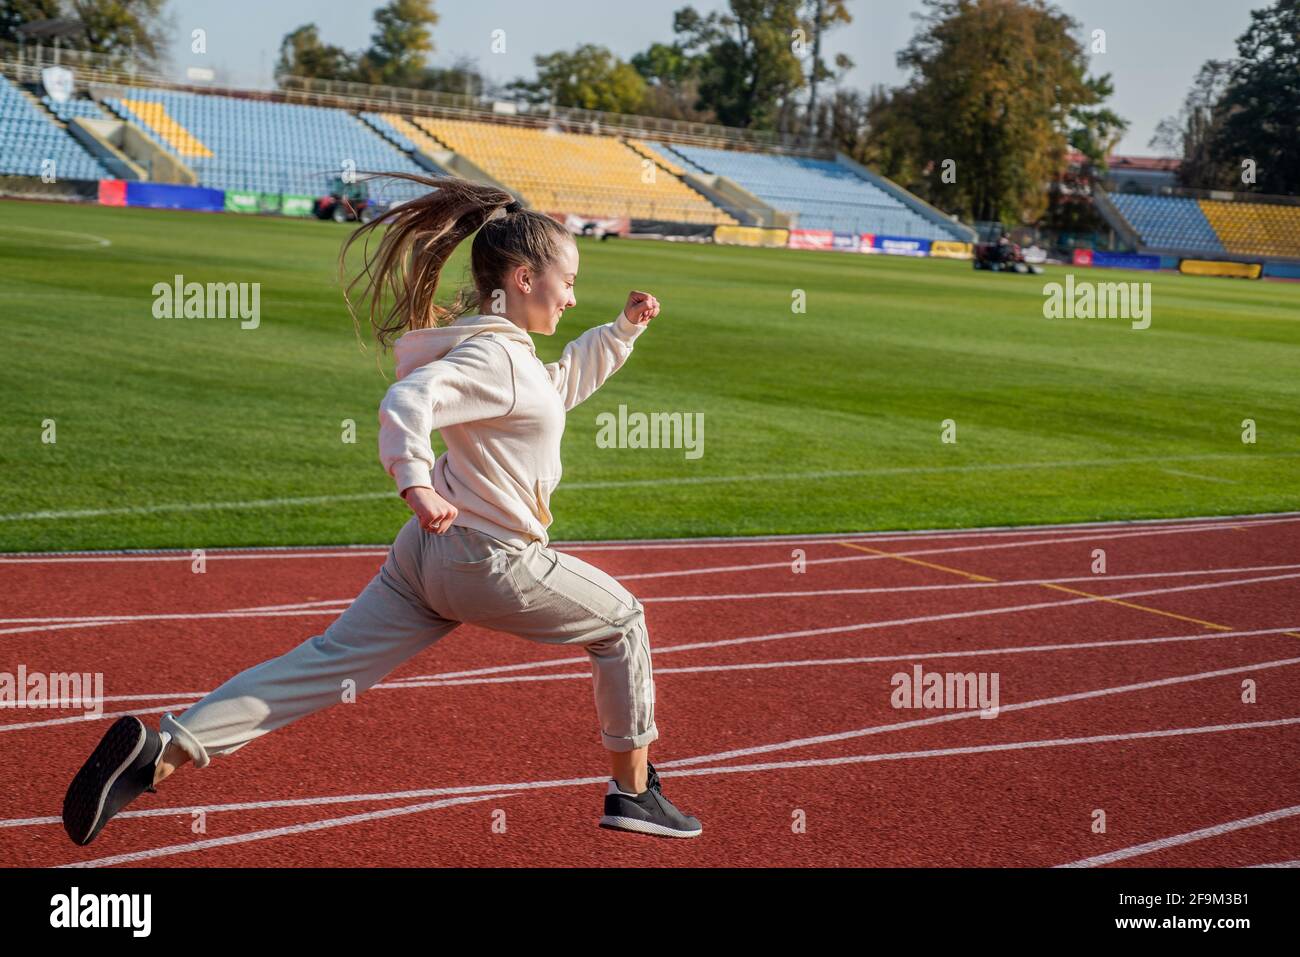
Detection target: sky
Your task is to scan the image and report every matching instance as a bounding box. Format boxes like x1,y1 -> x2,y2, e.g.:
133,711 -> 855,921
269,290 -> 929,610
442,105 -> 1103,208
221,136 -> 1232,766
161,0 -> 1260,157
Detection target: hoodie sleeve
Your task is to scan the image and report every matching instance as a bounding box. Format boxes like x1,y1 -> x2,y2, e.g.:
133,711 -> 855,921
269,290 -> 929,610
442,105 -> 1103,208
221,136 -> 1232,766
378,336 -> 516,495
544,312 -> 646,411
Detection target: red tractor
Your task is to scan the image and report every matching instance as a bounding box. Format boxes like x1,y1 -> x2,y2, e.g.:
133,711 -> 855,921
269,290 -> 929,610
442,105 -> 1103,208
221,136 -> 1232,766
313,178 -> 382,224
973,232 -> 1044,274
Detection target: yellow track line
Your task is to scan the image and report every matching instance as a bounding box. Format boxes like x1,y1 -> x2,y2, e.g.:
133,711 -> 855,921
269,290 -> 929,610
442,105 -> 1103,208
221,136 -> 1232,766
836,539 -> 1250,633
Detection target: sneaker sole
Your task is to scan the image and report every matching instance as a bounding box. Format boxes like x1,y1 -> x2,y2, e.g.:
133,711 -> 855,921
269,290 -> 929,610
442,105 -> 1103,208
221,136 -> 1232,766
62,716 -> 147,846
599,814 -> 702,838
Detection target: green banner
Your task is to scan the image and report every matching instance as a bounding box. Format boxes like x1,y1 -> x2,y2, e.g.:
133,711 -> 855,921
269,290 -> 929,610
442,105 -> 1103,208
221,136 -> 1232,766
281,195 -> 315,218
223,191 -> 260,213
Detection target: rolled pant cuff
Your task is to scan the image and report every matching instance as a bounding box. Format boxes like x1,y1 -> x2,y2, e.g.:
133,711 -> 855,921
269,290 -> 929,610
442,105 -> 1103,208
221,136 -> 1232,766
160,712 -> 211,769
602,724 -> 659,752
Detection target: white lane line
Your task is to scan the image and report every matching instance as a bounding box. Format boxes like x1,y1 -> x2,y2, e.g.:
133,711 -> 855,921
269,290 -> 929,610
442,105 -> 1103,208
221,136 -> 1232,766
4,458 -> 1298,523
381,625 -> 1300,689
8,624 -> 1298,723
633,563 -> 1300,603
8,625 -> 1296,723
0,704 -> 190,732
657,653 -> 1300,769
1250,860 -> 1300,867
3,509 -> 1296,557
11,561 -> 1299,628
1057,804 -> 1300,868
0,550 -> 389,566
58,792 -> 518,868
392,570 -> 1300,682
14,715 -> 1296,840
617,520 -> 1300,582
3,512 -> 1295,569
0,607 -> 346,637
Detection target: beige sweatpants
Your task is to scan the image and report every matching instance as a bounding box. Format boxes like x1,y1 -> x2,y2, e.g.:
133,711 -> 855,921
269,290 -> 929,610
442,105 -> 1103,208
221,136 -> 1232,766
160,518 -> 659,767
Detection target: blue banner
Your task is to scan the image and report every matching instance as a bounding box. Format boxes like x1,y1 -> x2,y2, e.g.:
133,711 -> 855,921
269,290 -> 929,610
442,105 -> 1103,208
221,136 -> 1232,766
125,182 -> 224,212
1092,251 -> 1161,271
871,235 -> 932,256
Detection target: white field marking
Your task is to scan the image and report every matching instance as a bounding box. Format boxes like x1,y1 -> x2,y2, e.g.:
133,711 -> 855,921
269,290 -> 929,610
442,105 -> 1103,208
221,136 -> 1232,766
5,455 -> 1300,524
0,511 -> 1293,565
391,570 -> 1300,682
1057,804 -> 1300,868
1161,468 -> 1239,485
0,225 -> 111,249
11,561 -> 1299,631
13,714 -> 1296,838
1250,860 -> 1300,867
378,626 -> 1300,690
2,510 -> 1296,566
58,792 -> 517,869
7,624 -> 1297,718
655,653 -> 1300,770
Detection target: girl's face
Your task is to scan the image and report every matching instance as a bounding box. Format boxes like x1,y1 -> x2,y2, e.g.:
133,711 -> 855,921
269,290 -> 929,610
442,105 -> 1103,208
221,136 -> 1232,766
508,240 -> 579,336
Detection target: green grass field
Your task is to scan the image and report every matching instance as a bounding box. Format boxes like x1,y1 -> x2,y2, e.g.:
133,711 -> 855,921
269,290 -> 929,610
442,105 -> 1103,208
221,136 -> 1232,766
2,198 -> 1298,551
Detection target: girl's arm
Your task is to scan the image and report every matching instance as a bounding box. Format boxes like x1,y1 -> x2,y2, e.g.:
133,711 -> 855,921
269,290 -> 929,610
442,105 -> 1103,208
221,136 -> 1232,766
377,336 -> 516,495
545,311 -> 647,411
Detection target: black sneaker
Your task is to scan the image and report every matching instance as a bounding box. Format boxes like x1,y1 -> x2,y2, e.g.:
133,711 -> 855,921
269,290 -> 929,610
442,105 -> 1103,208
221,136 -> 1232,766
599,762 -> 702,838
62,715 -> 165,846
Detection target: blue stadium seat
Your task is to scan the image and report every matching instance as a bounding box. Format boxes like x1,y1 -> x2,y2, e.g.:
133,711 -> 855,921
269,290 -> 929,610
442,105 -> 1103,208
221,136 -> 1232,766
653,141 -> 963,241
1108,194 -> 1225,255
0,74 -> 109,180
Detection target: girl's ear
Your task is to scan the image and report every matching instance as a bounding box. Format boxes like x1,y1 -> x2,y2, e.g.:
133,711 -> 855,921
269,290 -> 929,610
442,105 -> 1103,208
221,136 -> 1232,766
512,264 -> 533,294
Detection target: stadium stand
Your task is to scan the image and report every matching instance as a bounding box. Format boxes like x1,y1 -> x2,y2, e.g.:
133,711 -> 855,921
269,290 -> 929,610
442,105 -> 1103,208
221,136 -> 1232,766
409,116 -> 737,224
1104,192 -> 1300,261
1106,194 -> 1225,255
100,87 -> 429,201
1198,200 -> 1300,260
648,141 -> 966,241
0,74 -> 108,179
40,94 -> 107,123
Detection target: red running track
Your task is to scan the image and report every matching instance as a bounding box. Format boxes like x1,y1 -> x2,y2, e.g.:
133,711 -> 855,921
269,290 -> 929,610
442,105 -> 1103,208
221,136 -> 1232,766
2,512 -> 1299,868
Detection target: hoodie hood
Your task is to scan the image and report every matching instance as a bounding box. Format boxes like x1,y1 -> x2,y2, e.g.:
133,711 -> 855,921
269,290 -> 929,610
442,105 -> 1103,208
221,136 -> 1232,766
392,313 -> 535,380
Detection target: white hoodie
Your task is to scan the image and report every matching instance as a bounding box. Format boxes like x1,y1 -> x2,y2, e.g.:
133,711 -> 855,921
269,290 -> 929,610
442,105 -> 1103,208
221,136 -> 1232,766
378,310 -> 647,548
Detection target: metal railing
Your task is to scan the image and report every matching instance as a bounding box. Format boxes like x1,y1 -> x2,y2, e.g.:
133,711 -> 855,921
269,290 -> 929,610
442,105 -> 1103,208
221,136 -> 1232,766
275,75 -> 829,157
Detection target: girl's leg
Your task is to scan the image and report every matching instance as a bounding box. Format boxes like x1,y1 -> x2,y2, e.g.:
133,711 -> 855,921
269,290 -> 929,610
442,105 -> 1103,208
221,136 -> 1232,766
610,747 -> 649,795
159,517 -> 458,775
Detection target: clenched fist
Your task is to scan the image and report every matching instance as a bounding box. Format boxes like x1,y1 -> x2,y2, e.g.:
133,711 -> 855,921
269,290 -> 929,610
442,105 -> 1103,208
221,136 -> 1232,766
401,486 -> 458,534
623,290 -> 660,325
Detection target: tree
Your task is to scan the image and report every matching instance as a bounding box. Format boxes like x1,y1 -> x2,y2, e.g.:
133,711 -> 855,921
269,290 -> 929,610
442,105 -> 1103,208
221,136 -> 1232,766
672,0 -> 807,130
355,0 -> 437,87
1214,0 -> 1300,195
1150,60 -> 1238,190
799,0 -> 853,140
509,44 -> 647,113
0,1 -> 63,45
630,40 -> 716,122
886,0 -> 1125,224
275,23 -> 355,81
2,0 -> 170,69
